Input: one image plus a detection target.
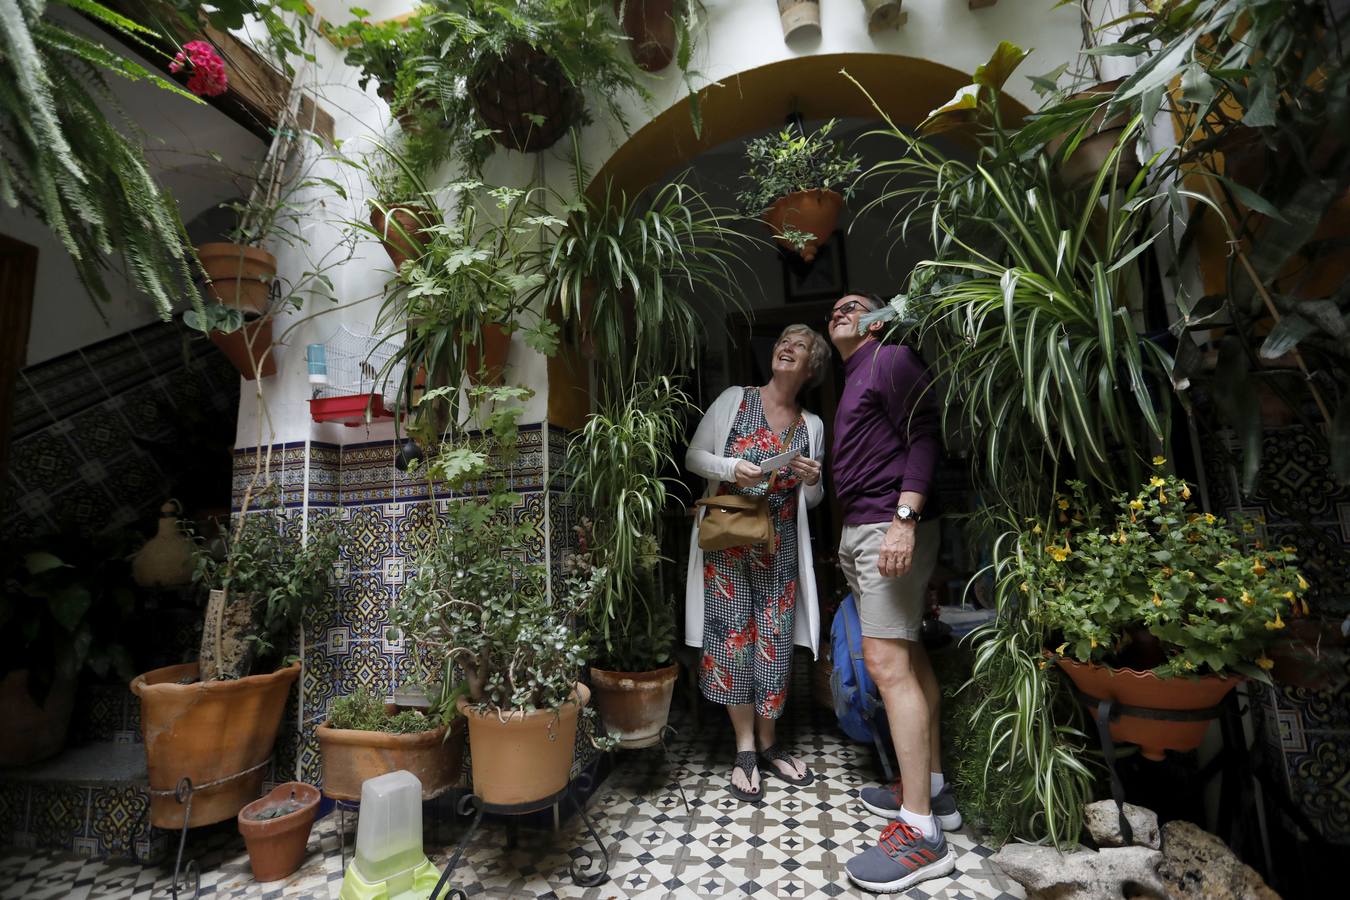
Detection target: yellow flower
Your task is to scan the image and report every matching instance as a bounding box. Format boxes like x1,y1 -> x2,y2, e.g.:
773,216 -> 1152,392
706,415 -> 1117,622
1152,593 -> 1163,607
1203,513 -> 1216,525
1057,498 -> 1070,510
1153,455 -> 1167,466
1019,582 -> 1029,593
1054,642 -> 1068,656
1182,659 -> 1196,670
1032,523 -> 1043,535
1047,541 -> 1071,562
1182,485 -> 1192,500
1149,476 -> 1166,488
1090,637 -> 1099,649
1253,559 -> 1267,576
1265,612 -> 1285,631
1241,591 -> 1254,606
1038,660 -> 1048,669
1159,488 -> 1168,504
1297,574 -> 1308,590
1256,656 -> 1274,671
1129,499 -> 1144,511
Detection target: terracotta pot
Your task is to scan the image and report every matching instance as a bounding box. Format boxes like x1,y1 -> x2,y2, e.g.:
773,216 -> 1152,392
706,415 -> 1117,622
316,716 -> 466,802
777,0 -> 820,40
466,323 -> 511,385
237,781 -> 319,882
210,318 -> 276,380
132,661 -> 300,828
1055,656 -> 1241,761
457,683 -> 589,807
616,0 -> 677,72
762,189 -> 843,262
196,243 -> 276,315
0,670 -> 77,767
590,664 -> 678,749
369,203 -> 434,270
470,43 -> 578,153
1044,80 -> 1141,190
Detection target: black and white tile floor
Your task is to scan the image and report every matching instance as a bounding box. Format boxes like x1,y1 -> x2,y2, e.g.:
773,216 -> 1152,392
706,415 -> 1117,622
0,667 -> 1023,899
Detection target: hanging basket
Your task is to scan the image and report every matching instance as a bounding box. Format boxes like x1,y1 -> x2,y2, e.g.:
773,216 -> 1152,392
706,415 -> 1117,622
469,42 -> 579,153
616,0 -> 677,72
762,189 -> 844,262
197,243 -> 277,315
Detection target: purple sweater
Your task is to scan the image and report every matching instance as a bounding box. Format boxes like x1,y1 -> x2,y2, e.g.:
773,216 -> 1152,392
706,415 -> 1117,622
830,342 -> 942,526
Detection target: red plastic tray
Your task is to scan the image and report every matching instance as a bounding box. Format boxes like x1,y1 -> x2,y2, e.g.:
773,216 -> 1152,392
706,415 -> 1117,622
308,393 -> 393,426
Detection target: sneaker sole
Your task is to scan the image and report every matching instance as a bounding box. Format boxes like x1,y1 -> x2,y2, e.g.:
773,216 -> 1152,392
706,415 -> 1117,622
847,845 -> 957,893
859,798 -> 963,832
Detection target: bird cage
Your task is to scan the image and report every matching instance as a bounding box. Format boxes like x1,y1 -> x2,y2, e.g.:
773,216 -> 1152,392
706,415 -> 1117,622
306,326 -> 404,426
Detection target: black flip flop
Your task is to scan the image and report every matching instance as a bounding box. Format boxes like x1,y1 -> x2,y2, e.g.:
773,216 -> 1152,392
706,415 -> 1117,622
759,745 -> 814,787
728,750 -> 764,802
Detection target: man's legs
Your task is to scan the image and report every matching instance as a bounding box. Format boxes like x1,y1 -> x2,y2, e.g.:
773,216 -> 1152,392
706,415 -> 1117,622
863,635 -> 940,817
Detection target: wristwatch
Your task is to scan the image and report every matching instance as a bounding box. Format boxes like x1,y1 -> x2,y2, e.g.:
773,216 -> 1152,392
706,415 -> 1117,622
895,502 -> 921,523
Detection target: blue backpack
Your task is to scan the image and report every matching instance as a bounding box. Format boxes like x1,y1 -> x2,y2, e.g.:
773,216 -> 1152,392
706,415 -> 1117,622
830,593 -> 896,779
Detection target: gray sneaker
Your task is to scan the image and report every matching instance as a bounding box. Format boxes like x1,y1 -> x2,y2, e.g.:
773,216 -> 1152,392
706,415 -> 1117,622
846,821 -> 957,893
858,781 -> 963,831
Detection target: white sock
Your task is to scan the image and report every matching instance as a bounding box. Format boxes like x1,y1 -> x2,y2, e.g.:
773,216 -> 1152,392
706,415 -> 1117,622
929,772 -> 945,797
899,805 -> 939,842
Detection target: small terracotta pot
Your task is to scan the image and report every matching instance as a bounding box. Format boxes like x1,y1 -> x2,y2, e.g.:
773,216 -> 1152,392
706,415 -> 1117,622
196,243 -> 276,315
369,203 -> 435,270
590,664 -> 678,749
616,0 -> 677,72
466,323 -> 511,385
470,43 -> 578,153
315,716 -> 466,802
762,189 -> 843,262
1044,80 -> 1141,189
777,0 -> 820,40
0,670 -> 77,767
132,661 -> 300,828
210,318 -> 276,380
1055,656 -> 1241,761
237,781 -> 319,882
458,683 -> 589,807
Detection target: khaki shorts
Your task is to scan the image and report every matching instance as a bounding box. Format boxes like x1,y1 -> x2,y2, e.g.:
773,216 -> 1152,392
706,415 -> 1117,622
838,520 -> 940,641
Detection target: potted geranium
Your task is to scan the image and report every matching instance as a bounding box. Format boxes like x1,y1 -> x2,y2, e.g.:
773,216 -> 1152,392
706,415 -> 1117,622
131,498 -> 341,829
1028,464 -> 1307,761
738,118 -> 861,262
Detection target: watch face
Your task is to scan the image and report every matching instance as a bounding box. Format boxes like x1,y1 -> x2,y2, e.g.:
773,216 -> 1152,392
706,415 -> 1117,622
897,504 -> 913,519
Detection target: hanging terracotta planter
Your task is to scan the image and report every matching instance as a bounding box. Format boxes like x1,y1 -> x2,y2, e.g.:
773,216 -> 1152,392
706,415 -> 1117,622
315,717 -> 466,802
777,0 -> 820,40
197,243 -> 276,315
0,670 -> 77,767
470,42 -> 579,153
616,0 -> 677,72
590,664 -> 678,749
1055,656 -> 1241,761
132,661 -> 300,828
466,323 -> 511,385
237,781 -> 319,883
762,189 -> 843,262
369,202 -> 435,270
210,317 -> 277,380
1044,79 -> 1140,189
457,683 -> 589,807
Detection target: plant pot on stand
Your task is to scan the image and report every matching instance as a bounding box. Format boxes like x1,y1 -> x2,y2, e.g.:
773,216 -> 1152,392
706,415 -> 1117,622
470,43 -> 579,153
762,189 -> 843,262
315,717 -> 467,802
237,781 -> 320,883
457,683 -> 589,806
589,665 -> 678,749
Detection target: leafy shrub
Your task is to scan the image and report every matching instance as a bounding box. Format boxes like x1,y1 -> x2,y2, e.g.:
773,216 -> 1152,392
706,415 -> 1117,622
328,687 -> 440,733
737,118 -> 861,214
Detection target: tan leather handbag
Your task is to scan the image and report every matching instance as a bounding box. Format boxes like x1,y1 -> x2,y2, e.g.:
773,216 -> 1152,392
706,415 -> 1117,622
694,419 -> 799,553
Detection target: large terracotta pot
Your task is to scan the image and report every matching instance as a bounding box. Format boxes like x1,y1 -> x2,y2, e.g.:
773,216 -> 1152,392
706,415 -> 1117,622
590,664 -> 678,749
1055,657 -> 1241,761
762,189 -> 843,262
466,323 -> 511,385
210,318 -> 276,380
132,661 -> 300,829
616,0 -> 677,72
1044,79 -> 1141,189
196,243 -> 276,315
369,203 -> 434,271
458,683 -> 589,807
470,43 -> 578,153
315,717 -> 466,802
0,670 -> 77,767
237,781 -> 319,882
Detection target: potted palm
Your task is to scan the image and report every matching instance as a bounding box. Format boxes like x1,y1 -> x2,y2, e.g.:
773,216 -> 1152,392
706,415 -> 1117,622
1030,467 -> 1307,761
738,118 -> 861,262
131,499 -> 341,829
565,378 -> 689,748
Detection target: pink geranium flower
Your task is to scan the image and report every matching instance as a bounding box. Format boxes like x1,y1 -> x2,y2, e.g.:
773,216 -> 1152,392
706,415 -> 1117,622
170,40 -> 228,97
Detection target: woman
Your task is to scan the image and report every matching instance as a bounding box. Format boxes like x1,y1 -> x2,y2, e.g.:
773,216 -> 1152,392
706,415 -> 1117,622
685,323 -> 830,801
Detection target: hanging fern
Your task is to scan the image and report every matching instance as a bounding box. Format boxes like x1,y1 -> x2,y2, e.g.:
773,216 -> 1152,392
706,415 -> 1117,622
0,0 -> 201,319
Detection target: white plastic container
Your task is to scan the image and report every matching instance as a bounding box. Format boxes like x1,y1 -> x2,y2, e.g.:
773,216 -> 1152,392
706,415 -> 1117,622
339,770 -> 441,900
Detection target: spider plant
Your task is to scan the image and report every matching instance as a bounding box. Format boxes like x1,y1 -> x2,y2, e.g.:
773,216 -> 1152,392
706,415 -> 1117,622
0,0 -> 201,319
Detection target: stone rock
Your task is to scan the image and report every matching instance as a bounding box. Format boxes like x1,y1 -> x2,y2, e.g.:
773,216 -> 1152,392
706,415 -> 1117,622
991,842 -> 1169,899
1158,820 -> 1279,900
1085,799 -> 1162,850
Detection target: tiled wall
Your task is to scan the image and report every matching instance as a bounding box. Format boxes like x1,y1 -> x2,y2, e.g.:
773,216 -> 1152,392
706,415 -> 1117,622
1203,427 -> 1350,845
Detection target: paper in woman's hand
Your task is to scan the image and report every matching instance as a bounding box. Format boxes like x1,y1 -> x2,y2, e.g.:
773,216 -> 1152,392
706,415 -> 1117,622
754,448 -> 801,475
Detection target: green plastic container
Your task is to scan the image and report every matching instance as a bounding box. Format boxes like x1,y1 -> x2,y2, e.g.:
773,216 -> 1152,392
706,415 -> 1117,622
337,770 -> 443,900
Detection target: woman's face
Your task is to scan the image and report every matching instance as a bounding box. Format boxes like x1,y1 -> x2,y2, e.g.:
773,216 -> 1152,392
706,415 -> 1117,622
771,331 -> 814,385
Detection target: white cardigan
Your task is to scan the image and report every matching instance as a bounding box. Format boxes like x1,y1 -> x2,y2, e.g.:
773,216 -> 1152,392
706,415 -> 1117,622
684,386 -> 825,660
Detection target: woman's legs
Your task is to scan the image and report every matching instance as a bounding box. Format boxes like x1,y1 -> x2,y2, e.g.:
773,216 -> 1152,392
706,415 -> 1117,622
700,547 -> 762,796
728,703 -> 760,794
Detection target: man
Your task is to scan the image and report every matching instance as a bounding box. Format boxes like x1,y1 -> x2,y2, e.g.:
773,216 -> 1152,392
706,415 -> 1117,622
826,293 -> 958,893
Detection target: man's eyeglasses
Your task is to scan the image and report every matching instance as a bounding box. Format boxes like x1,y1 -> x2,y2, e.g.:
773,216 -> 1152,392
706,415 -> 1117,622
827,300 -> 867,324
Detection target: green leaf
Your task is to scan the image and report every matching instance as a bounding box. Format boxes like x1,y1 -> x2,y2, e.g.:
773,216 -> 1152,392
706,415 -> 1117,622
1242,73 -> 1277,128
24,551 -> 67,575
49,586 -> 92,633
972,41 -> 1029,92
1258,314 -> 1316,359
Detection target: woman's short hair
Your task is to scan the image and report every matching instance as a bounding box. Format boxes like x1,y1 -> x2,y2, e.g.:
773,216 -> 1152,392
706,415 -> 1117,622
777,323 -> 832,389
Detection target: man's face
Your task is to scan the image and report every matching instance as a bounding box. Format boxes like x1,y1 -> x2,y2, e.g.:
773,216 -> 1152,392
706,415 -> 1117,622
827,295 -> 873,347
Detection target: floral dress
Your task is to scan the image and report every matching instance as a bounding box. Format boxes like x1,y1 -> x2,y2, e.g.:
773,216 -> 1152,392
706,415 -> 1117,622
700,387 -> 809,719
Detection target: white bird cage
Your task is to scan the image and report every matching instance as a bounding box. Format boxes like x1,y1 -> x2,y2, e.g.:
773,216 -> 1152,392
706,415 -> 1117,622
307,326 -> 404,426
